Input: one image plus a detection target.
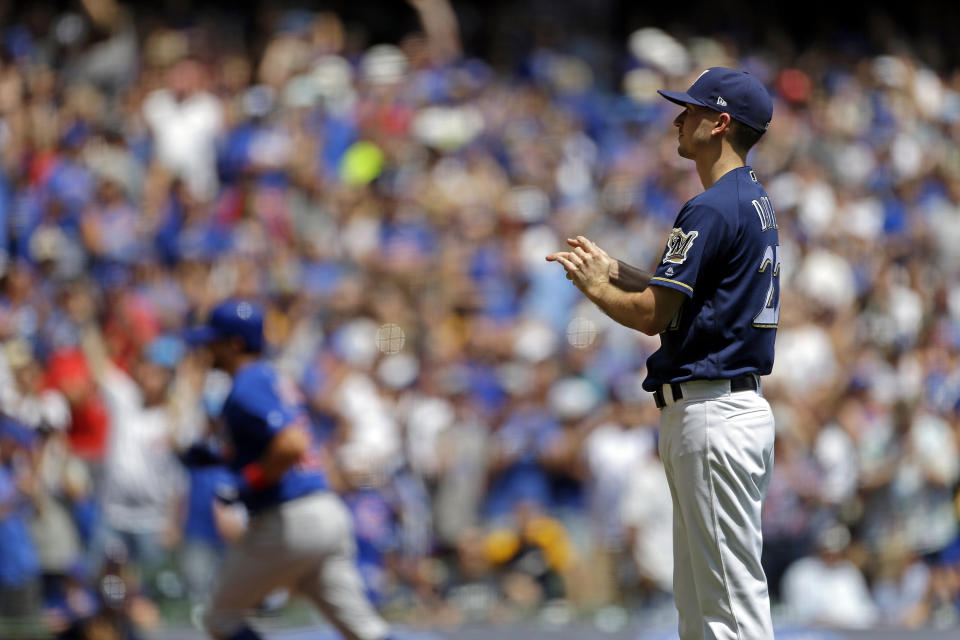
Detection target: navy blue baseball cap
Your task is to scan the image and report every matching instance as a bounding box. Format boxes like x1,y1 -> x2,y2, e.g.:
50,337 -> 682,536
185,300 -> 265,353
658,67 -> 772,133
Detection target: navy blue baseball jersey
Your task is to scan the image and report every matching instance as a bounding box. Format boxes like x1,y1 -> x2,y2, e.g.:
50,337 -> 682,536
221,360 -> 327,512
642,166 -> 780,391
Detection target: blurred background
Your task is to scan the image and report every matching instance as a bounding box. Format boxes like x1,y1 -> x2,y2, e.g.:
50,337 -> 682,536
1,0 -> 960,638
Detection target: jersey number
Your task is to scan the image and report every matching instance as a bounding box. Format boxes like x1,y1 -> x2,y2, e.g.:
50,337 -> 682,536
753,244 -> 781,328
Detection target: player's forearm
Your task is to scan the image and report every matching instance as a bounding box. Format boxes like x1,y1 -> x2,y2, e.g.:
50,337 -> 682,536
611,260 -> 653,292
253,456 -> 299,485
583,283 -> 660,335
245,426 -> 310,488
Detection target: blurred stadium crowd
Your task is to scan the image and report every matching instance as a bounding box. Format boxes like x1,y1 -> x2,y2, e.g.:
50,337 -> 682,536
1,0 -> 960,637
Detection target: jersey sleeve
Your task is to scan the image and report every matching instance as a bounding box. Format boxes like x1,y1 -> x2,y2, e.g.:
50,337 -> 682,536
649,202 -> 727,298
225,367 -> 294,441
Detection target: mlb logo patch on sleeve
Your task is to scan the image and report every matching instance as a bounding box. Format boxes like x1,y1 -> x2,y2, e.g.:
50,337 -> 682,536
663,228 -> 698,264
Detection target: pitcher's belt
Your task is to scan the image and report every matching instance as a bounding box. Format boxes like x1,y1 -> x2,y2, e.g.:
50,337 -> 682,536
653,374 -> 760,409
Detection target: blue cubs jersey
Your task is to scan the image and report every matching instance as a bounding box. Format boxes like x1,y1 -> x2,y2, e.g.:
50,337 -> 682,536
221,360 -> 327,512
643,166 -> 780,391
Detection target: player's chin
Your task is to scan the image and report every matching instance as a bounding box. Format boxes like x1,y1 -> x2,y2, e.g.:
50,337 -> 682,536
677,144 -> 694,159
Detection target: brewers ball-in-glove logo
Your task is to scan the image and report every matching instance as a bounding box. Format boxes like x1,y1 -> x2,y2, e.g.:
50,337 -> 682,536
663,228 -> 698,264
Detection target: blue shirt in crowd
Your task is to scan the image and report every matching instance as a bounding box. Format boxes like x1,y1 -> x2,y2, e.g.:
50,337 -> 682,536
0,463 -> 39,587
484,407 -> 558,519
343,487 -> 399,605
184,465 -> 236,545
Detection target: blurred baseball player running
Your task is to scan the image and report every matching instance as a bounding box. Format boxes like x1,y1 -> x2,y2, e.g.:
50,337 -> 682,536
188,300 -> 391,640
548,68 -> 779,639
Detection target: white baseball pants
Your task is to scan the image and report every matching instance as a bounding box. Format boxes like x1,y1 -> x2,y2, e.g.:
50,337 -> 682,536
203,491 -> 390,640
657,379 -> 775,640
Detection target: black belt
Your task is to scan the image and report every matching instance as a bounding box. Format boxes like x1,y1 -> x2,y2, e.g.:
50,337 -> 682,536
653,374 -> 759,409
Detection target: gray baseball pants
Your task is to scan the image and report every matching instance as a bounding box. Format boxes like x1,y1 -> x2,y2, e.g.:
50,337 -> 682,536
203,491 -> 390,640
657,379 -> 776,640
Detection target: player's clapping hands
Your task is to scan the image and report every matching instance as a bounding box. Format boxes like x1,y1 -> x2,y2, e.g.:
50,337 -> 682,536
546,236 -> 615,296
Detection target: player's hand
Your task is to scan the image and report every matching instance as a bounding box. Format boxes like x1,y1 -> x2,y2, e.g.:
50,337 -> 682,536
565,236 -> 618,281
546,235 -> 612,296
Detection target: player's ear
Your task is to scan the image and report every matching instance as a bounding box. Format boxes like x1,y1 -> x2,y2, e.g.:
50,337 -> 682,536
230,334 -> 248,354
713,112 -> 732,137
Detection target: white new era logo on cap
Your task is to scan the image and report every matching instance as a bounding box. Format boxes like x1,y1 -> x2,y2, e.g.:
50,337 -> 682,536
717,96 -> 727,106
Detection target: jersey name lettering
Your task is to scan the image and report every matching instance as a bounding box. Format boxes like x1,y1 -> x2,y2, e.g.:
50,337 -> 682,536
752,197 -> 777,231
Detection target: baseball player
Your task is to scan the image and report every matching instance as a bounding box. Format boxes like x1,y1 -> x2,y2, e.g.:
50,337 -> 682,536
186,300 -> 392,640
547,67 -> 779,639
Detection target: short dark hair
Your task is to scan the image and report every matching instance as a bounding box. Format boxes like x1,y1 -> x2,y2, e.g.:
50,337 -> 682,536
728,120 -> 764,155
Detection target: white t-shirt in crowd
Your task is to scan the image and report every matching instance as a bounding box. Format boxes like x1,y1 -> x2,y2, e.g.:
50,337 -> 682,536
100,364 -> 184,534
621,453 -> 674,591
782,556 -> 878,628
142,89 -> 223,201
585,423 -> 652,546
